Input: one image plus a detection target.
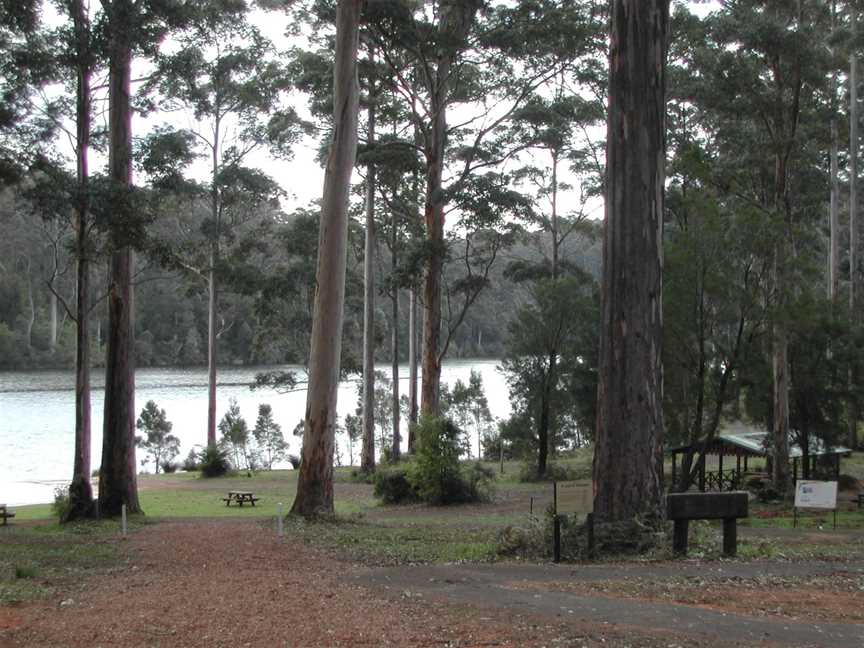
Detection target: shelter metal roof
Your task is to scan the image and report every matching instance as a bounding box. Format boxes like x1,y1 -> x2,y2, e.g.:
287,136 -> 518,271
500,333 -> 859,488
669,420 -> 852,457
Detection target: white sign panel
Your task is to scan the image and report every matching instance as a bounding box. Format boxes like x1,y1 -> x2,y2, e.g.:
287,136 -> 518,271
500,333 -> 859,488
794,480 -> 838,510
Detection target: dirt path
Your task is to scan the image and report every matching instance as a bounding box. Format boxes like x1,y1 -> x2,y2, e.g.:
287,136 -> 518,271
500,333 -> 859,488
357,562 -> 864,648
0,518 -> 741,648
3,518 -> 862,647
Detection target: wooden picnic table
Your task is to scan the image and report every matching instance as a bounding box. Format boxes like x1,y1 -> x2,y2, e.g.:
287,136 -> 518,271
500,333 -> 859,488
222,491 -> 259,507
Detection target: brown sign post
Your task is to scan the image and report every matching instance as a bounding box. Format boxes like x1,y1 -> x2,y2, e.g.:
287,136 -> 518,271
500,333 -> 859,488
553,480 -> 595,562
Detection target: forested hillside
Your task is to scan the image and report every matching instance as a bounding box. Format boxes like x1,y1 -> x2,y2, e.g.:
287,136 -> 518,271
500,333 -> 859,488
0,197 -> 601,369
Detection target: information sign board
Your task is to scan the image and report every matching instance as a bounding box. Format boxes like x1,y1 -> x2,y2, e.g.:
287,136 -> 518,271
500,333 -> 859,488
794,480 -> 838,510
555,480 -> 594,514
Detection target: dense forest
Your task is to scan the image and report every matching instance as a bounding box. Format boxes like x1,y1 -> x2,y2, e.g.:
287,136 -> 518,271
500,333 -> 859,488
2,0 -> 863,522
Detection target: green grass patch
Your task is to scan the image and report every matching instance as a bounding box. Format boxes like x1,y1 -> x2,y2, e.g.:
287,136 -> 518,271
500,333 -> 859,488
286,516 -> 498,565
0,520 -> 128,605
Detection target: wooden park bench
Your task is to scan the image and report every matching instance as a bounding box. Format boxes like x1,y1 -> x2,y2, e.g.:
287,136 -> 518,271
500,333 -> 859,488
666,491 -> 749,557
0,504 -> 15,526
222,491 -> 259,507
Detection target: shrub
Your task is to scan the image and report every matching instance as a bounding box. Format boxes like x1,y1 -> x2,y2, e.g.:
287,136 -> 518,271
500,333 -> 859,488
373,466 -> 419,504
757,486 -> 781,503
161,461 -> 178,474
745,476 -> 766,492
519,461 -> 578,483
51,485 -> 70,520
199,446 -> 231,478
15,566 -> 37,579
408,416 -> 493,505
463,462 -> 496,502
287,454 -> 301,469
496,516 -> 550,559
182,448 -> 201,472
838,474 -> 860,491
349,469 -> 375,484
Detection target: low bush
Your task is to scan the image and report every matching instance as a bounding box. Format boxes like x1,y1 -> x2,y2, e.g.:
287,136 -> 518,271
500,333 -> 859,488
51,485 -> 70,519
745,476 -> 766,492
287,454 -> 301,470
838,474 -> 860,491
463,462 -> 496,502
373,465 -> 419,504
407,416 -> 495,505
348,469 -> 375,484
181,448 -> 201,472
519,461 -> 578,483
199,446 -> 231,478
14,566 -> 37,579
757,486 -> 782,503
161,461 -> 178,474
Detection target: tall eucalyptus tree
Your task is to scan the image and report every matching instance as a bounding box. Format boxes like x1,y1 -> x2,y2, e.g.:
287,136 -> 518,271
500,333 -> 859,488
145,0 -> 296,448
291,0 -> 361,517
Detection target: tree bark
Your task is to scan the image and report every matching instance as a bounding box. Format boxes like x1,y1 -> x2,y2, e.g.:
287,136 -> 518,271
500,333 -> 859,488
391,214 -> 400,461
408,287 -> 418,426
207,258 -> 218,447
206,109 -> 222,448
65,0 -> 95,522
360,61 -> 376,474
593,0 -> 669,525
850,6 -> 860,451
291,0 -> 360,518
419,0 -> 480,417
99,0 -> 140,517
24,257 -> 34,352
829,0 -> 840,303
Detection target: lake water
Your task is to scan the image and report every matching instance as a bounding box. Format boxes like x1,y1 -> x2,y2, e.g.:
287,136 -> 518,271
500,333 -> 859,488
0,359 -> 510,506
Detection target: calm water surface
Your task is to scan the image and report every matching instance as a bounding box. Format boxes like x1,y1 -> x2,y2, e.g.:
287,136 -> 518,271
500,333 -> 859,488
0,359 -> 510,505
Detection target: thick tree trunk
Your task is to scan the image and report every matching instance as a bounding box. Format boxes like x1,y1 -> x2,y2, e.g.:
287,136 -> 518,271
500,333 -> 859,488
360,80 -> 376,474
99,0 -> 140,517
291,0 -> 360,518
420,0 -> 480,417
420,133 -> 445,416
65,0 -> 95,522
593,0 -> 668,525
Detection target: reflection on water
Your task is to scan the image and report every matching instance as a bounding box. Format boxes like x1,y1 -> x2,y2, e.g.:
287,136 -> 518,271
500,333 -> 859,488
0,360 -> 510,505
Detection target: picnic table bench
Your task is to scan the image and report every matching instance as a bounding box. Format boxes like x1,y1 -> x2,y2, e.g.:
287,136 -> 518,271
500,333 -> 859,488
222,491 -> 259,507
0,504 -> 15,525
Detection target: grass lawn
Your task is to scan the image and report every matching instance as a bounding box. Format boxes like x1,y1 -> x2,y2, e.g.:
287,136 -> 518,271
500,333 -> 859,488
0,520 -> 133,605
